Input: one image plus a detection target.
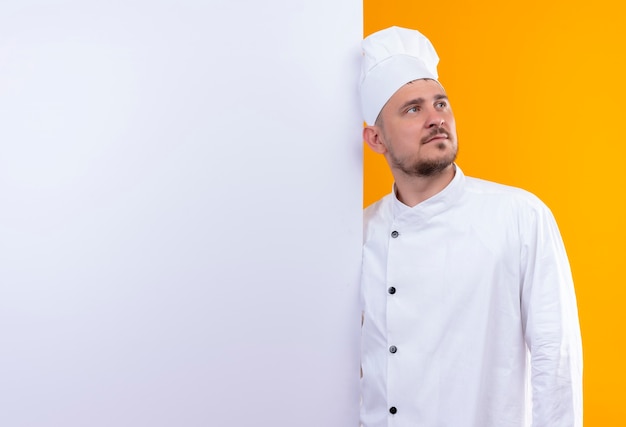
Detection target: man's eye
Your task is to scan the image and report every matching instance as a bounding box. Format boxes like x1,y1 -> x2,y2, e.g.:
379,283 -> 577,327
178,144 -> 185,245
407,107 -> 418,113
436,101 -> 447,108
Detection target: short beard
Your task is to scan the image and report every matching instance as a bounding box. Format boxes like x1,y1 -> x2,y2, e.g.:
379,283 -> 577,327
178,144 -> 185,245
395,155 -> 456,177
391,140 -> 458,177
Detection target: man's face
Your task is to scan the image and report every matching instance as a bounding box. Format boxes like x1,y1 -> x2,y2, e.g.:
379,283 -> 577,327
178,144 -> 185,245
376,79 -> 458,177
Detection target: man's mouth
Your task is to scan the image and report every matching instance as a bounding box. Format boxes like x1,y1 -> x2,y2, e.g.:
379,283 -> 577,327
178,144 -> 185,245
422,131 -> 448,144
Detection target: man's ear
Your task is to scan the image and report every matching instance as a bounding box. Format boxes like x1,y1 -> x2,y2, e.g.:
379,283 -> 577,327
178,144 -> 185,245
363,125 -> 388,154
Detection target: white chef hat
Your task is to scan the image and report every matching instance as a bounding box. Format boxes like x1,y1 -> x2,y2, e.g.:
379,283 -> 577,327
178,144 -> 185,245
360,26 -> 440,125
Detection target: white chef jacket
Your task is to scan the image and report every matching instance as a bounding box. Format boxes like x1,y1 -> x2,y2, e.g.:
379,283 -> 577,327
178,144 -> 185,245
360,166 -> 582,427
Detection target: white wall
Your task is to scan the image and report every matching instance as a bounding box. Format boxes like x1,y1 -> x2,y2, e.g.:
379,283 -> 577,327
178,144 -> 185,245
0,1 -> 362,426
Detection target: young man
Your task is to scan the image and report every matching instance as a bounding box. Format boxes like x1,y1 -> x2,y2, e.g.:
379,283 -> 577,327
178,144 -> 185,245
359,26 -> 582,427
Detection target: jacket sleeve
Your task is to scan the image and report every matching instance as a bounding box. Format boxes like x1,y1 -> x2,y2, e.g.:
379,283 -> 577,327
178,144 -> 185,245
520,202 -> 583,427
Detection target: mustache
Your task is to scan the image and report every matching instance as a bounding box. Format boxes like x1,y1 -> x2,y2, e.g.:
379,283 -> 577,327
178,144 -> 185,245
421,127 -> 449,144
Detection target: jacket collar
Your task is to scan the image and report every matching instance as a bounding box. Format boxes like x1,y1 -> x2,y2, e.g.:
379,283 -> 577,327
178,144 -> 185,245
391,164 -> 466,224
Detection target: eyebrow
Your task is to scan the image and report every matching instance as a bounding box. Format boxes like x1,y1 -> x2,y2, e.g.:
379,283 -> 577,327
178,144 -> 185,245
398,94 -> 449,112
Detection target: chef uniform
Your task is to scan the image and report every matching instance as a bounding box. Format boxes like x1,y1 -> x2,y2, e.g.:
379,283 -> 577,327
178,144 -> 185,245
359,27 -> 582,427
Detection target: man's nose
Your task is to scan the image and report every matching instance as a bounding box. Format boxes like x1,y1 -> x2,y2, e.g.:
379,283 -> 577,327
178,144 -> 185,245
426,115 -> 445,128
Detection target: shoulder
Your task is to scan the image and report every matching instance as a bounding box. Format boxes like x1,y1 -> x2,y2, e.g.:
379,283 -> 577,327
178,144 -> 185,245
362,193 -> 394,241
463,176 -> 549,211
462,176 -> 559,235
364,193 -> 392,222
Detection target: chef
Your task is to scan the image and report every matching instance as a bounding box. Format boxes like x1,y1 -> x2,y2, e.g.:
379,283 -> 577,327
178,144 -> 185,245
359,26 -> 583,427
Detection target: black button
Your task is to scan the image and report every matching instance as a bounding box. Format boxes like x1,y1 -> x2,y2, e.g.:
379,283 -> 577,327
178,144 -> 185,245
389,406 -> 397,414
391,231 -> 399,238
389,345 -> 397,354
388,286 -> 396,295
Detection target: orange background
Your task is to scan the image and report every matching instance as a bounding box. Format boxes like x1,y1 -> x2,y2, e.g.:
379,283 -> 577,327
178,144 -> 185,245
363,0 -> 626,424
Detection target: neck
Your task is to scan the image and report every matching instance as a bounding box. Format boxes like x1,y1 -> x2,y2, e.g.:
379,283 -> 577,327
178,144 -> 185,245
393,164 -> 456,207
